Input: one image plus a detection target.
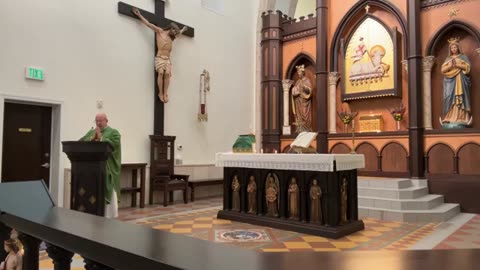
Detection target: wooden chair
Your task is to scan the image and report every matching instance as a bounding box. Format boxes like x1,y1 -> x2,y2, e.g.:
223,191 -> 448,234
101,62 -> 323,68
149,135 -> 189,207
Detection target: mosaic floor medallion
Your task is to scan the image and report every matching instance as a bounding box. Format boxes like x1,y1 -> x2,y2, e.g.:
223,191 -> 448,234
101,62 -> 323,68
215,229 -> 271,242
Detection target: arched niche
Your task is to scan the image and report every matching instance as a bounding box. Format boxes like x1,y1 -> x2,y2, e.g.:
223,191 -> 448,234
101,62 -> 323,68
426,20 -> 480,55
285,53 -> 315,79
355,142 -> 378,172
330,143 -> 351,154
340,15 -> 401,101
427,20 -> 480,129
381,142 -> 408,172
328,1 -> 407,133
330,0 -> 407,72
285,53 -> 316,133
457,143 -> 480,175
427,143 -> 455,174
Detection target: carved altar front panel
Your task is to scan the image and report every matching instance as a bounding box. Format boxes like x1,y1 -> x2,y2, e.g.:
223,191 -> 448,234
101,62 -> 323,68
216,153 -> 365,238
359,115 -> 384,133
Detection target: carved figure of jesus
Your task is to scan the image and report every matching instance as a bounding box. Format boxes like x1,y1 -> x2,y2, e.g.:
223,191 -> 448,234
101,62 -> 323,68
133,8 -> 187,103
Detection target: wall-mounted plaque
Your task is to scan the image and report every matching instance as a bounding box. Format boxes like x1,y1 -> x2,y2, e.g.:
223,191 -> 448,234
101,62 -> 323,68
359,115 -> 383,133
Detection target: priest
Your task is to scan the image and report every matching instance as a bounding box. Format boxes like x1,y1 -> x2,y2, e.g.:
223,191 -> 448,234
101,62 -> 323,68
80,113 -> 121,218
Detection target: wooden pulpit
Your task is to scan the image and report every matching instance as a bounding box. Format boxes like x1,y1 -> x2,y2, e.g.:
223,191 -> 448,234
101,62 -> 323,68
62,141 -> 112,216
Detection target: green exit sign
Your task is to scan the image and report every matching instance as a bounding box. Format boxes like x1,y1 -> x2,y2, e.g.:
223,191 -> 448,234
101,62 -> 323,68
25,67 -> 44,81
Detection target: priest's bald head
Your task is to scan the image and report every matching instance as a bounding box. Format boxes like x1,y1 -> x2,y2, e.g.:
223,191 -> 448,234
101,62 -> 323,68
95,113 -> 109,129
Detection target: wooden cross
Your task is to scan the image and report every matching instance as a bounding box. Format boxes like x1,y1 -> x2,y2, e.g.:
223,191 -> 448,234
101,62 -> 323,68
118,0 -> 195,135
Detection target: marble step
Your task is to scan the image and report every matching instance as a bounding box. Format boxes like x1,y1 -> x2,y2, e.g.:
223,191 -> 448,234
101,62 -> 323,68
358,177 -> 413,189
358,186 -> 429,199
359,203 -> 460,222
359,194 -> 445,210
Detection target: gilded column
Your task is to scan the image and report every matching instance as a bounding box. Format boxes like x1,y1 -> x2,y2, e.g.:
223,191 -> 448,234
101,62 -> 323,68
328,72 -> 340,134
282,79 -> 294,135
422,56 -> 435,130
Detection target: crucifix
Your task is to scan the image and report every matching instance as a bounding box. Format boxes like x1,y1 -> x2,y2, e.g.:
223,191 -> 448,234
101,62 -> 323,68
118,0 -> 195,136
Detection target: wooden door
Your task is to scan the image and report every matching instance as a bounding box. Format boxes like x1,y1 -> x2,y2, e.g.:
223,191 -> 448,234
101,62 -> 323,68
2,103 -> 52,187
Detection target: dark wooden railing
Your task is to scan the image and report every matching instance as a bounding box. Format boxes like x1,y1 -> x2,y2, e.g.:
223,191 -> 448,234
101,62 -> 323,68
0,181 -> 479,270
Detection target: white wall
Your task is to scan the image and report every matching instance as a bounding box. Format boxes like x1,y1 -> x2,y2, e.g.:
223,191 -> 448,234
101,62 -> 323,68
275,0 -> 297,17
0,0 -> 258,204
294,0 -> 315,18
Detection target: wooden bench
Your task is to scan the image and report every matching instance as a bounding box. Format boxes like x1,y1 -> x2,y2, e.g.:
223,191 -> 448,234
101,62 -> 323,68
188,178 -> 223,202
120,163 -> 147,208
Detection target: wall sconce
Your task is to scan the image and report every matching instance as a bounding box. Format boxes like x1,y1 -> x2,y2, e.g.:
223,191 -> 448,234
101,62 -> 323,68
198,69 -> 210,121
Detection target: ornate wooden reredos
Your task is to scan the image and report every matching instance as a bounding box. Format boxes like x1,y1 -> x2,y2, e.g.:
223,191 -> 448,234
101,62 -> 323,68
260,1 -> 480,213
261,3 -> 328,154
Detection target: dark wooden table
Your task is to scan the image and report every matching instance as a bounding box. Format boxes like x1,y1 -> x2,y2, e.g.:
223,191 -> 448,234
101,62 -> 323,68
121,163 -> 147,208
0,181 -> 478,270
1,207 -> 479,270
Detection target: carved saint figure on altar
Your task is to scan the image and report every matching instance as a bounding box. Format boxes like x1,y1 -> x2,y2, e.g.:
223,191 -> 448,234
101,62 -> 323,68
440,38 -> 472,127
247,176 -> 257,214
132,8 -> 188,103
291,65 -> 313,133
309,179 -> 323,224
232,175 -> 240,211
265,173 -> 279,217
340,178 -> 348,223
288,178 -> 299,219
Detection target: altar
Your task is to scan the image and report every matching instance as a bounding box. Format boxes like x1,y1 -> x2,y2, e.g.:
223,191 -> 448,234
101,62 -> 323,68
215,153 -> 365,238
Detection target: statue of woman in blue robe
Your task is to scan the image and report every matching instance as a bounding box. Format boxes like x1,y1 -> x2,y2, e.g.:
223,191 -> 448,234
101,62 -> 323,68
440,39 -> 472,127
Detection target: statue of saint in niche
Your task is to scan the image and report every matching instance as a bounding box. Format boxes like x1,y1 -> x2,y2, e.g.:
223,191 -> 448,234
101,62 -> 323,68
340,178 -> 348,223
247,176 -> 257,214
231,175 -> 240,212
440,38 -> 472,128
265,173 -> 279,217
309,179 -> 323,224
288,178 -> 299,219
291,65 -> 313,133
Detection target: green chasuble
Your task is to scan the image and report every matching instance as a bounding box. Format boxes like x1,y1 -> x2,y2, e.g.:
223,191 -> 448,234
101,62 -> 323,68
80,126 -> 121,204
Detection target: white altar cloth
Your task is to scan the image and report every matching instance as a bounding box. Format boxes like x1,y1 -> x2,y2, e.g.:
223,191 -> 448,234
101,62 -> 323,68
215,153 -> 365,172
